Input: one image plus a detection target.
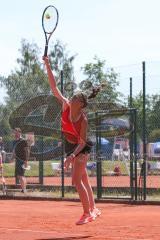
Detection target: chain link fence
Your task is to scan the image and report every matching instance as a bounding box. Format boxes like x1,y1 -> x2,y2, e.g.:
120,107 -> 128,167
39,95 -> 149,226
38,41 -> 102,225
1,61 -> 160,201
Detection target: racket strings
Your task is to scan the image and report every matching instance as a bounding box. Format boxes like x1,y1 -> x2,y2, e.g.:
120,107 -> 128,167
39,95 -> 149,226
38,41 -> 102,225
43,7 -> 58,34
52,111 -> 61,129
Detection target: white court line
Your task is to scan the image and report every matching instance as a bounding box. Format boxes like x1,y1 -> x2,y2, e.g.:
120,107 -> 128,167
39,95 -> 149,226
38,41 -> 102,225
106,225 -> 160,229
0,227 -> 64,235
0,227 -> 83,237
0,226 -> 157,240
1,225 -> 159,233
108,238 -> 151,240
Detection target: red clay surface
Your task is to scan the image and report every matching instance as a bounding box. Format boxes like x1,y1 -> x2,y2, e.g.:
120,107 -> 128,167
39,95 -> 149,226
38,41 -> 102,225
5,175 -> 160,188
0,200 -> 160,240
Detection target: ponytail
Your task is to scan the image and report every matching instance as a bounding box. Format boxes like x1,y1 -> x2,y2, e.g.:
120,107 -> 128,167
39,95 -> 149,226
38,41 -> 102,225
73,83 -> 105,108
87,83 -> 106,99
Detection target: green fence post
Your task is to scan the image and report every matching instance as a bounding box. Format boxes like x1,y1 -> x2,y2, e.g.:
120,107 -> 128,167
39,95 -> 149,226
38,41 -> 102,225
133,109 -> 138,200
142,61 -> 147,200
96,112 -> 102,199
129,109 -> 134,200
129,78 -> 134,200
39,136 -> 44,185
60,69 -> 64,198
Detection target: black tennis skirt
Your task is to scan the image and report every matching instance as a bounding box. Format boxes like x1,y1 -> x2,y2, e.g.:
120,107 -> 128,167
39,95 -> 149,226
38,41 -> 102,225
64,138 -> 93,157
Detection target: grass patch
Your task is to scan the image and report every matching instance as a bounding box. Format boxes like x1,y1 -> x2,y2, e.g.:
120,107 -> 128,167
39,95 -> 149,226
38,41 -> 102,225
3,159 -> 131,177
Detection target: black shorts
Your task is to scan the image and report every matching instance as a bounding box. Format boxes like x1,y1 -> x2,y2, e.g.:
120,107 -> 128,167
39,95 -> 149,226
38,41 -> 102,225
64,139 -> 93,157
15,159 -> 25,177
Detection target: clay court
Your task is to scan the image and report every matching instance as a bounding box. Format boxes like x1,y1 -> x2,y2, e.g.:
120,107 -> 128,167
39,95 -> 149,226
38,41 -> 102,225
0,200 -> 160,240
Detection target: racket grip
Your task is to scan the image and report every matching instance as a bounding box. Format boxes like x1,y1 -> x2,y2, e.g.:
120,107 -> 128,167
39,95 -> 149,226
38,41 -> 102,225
44,45 -> 48,57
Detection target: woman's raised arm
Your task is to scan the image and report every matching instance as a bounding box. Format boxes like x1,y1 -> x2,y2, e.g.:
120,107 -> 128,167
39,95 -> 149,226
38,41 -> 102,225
43,56 -> 68,105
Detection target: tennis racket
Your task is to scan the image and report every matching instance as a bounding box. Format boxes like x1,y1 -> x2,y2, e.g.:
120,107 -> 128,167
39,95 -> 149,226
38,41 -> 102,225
42,5 -> 59,57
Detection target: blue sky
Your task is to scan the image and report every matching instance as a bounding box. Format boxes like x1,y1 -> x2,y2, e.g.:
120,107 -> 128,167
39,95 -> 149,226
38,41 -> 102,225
1,0 -> 160,103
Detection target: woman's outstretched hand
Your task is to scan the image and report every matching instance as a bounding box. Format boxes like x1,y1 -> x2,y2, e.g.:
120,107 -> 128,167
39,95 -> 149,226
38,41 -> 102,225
42,55 -> 49,62
64,154 -> 75,170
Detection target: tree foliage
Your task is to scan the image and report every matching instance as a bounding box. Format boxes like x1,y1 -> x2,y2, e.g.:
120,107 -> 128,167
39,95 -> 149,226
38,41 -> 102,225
148,129 -> 160,142
0,38 -> 130,137
131,92 -> 160,142
49,40 -> 77,97
0,38 -> 160,145
0,39 -> 78,134
81,56 -> 122,103
1,39 -> 49,104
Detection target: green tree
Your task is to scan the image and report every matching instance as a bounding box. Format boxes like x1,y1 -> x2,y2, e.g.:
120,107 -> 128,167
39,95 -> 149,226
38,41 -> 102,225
146,94 -> 160,142
1,39 -> 49,104
149,94 -> 160,129
0,39 -> 78,136
130,92 -> 160,142
81,56 -> 122,103
148,129 -> 160,142
0,104 -> 11,136
0,39 -> 123,137
0,39 -> 77,102
49,40 -> 77,97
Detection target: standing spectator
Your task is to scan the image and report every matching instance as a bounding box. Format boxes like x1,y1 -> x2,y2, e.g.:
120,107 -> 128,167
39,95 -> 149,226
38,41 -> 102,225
11,128 -> 30,193
0,148 -> 6,193
0,137 -> 6,163
0,137 -> 4,152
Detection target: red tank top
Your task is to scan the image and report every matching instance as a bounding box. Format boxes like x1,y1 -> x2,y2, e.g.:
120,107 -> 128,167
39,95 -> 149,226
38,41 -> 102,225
61,106 -> 85,144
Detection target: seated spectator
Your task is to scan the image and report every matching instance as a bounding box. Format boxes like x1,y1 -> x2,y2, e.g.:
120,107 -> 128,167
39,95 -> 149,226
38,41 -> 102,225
114,165 -> 121,176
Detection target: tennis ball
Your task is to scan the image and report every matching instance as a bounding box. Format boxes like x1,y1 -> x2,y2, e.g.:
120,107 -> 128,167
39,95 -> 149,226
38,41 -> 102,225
45,13 -> 51,19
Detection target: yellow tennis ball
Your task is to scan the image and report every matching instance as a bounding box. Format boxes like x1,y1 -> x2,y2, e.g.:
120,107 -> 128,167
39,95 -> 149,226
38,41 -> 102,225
45,13 -> 51,19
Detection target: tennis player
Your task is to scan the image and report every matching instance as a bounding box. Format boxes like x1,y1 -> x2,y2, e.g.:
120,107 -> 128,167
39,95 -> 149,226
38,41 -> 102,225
43,56 -> 101,225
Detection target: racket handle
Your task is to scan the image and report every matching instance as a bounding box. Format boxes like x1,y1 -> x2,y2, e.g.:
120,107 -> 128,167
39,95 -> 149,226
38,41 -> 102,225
44,45 -> 48,57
